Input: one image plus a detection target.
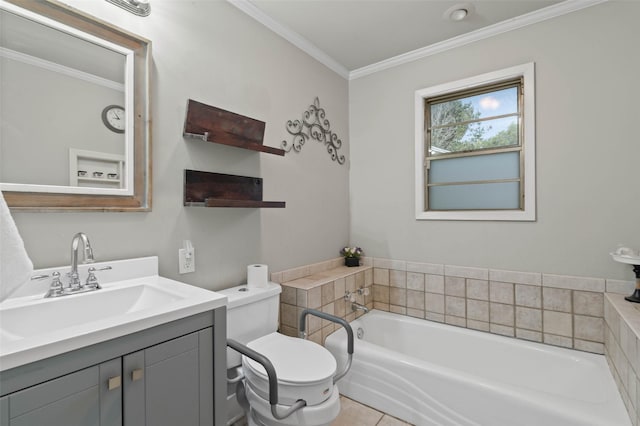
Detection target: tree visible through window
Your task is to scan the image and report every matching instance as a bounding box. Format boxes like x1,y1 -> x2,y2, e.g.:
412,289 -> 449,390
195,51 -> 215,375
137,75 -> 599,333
415,63 -> 536,221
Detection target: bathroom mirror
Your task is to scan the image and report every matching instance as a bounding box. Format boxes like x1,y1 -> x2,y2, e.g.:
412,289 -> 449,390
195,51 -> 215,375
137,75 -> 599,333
0,0 -> 151,211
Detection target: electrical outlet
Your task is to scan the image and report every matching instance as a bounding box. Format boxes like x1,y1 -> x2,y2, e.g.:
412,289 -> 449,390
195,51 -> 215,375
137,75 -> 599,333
178,247 -> 195,274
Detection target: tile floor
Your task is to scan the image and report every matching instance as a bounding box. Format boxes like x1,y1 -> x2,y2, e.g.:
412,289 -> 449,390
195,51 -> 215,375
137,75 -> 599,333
232,395 -> 412,426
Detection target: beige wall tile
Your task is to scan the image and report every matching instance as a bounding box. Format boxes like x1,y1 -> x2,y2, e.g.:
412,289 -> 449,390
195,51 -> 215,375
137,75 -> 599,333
321,303 -> 335,327
445,296 -> 466,317
306,313 -> 322,333
308,330 -> 322,345
620,321 -> 638,368
445,265 -> 488,280
390,287 -> 407,306
374,301 -> 390,311
515,284 -> 541,308
356,271 -> 365,288
390,305 -> 407,315
445,276 -> 465,296
335,298 -> 346,318
467,279 -> 488,301
296,289 -> 308,308
345,312 -> 356,323
390,270 -> 407,288
281,303 -> 297,328
406,262 -> 444,275
365,268 -> 373,286
516,328 -> 542,342
446,315 -> 467,327
467,319 -> 490,332
426,274 -> 445,294
490,323 -> 514,337
516,307 -> 542,331
321,282 -> 335,305
374,268 -> 389,285
373,258 -> 406,270
574,339 -> 604,354
606,279 -> 635,295
490,281 -> 514,304
426,292 -> 445,314
407,289 -> 425,310
490,303 -> 514,326
543,287 -> 572,313
425,312 -> 444,323
489,269 -> 542,286
543,311 -> 572,337
542,274 -> 605,292
373,285 -> 390,303
467,299 -> 489,322
270,272 -> 283,283
281,285 -> 297,305
407,272 -> 425,291
345,275 -> 356,293
573,291 -> 604,317
308,286 -> 322,309
544,333 -> 573,349
407,308 -> 425,319
334,277 -> 346,301
280,325 -> 297,337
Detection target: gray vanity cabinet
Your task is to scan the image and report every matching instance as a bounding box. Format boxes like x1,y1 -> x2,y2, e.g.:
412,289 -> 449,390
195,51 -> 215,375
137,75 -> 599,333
0,358 -> 121,426
0,310 -> 226,426
123,329 -> 214,426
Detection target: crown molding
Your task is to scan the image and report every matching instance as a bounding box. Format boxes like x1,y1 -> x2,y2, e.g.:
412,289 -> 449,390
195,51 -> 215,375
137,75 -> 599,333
0,47 -> 124,91
226,0 -> 350,79
349,0 -> 608,80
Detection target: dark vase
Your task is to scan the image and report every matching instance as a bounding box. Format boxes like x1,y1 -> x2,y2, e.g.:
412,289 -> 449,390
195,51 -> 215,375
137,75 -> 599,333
345,257 -> 360,267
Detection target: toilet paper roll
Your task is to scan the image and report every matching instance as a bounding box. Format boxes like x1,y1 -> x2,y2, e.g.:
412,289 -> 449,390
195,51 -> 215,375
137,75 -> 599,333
247,264 -> 268,288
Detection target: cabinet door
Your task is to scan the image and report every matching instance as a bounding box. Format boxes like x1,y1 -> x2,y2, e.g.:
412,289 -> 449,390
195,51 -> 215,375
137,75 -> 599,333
2,359 -> 121,426
123,328 -> 213,426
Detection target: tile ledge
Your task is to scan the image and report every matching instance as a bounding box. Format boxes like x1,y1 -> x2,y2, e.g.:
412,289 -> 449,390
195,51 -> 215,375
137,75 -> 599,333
281,265 -> 372,289
605,292 -> 640,338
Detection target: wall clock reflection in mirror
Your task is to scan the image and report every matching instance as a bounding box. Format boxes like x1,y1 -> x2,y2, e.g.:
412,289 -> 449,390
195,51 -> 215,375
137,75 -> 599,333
102,105 -> 125,134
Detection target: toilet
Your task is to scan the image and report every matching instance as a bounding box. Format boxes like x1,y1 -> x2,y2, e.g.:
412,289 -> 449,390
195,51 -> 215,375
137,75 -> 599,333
220,282 -> 343,426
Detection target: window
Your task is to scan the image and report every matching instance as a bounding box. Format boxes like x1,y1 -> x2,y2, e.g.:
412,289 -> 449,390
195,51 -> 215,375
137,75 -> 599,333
415,63 -> 536,221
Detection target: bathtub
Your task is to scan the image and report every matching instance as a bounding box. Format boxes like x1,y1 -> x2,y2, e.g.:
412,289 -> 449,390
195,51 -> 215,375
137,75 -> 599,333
324,310 -> 630,426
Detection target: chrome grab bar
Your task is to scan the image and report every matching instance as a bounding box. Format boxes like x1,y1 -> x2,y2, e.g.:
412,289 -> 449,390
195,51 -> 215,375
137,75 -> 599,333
298,308 -> 354,384
227,339 -> 307,420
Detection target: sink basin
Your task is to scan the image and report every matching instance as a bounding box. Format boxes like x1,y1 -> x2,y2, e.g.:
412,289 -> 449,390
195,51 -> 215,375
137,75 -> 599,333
0,284 -> 182,343
0,257 -> 227,372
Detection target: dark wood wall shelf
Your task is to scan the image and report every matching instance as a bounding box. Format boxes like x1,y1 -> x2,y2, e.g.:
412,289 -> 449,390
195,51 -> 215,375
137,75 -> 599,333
184,170 -> 285,208
183,99 -> 285,156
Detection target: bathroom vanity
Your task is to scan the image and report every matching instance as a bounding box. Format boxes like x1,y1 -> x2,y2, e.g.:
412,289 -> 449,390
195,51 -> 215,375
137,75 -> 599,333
0,257 -> 227,426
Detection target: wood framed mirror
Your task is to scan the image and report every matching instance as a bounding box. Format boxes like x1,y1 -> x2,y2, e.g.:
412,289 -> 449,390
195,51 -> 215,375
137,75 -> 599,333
0,0 -> 151,211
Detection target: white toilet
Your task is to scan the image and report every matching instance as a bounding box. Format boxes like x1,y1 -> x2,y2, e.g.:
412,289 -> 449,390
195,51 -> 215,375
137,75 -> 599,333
220,283 -> 344,426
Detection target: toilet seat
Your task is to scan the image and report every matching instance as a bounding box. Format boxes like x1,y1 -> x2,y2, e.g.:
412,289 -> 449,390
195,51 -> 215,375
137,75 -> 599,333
243,333 -> 337,406
244,381 -> 341,426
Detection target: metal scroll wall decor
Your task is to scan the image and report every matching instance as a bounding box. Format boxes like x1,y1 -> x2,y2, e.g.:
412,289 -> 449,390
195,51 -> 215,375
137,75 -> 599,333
282,97 -> 346,165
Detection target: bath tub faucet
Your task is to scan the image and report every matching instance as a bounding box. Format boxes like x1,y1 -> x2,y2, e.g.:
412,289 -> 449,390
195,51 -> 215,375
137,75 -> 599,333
351,301 -> 369,313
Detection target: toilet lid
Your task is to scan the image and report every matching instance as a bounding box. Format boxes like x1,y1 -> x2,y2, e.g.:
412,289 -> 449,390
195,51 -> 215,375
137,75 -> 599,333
244,333 -> 337,385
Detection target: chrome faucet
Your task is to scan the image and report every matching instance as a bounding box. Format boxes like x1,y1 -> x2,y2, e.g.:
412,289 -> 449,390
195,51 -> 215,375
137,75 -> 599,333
351,301 -> 369,313
69,232 -> 95,289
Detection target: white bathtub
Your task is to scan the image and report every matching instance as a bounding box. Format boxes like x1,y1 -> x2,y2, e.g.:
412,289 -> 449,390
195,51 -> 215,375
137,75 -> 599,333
325,310 -> 630,426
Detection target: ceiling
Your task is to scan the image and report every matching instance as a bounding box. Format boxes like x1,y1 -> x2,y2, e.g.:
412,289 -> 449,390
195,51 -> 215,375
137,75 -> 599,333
232,0 -> 604,79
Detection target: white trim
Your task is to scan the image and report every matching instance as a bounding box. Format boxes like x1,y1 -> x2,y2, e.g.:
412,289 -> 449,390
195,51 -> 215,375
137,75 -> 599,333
0,47 -> 124,92
414,63 -> 536,221
226,0 -> 350,79
351,0 -> 605,80
227,0 -> 603,80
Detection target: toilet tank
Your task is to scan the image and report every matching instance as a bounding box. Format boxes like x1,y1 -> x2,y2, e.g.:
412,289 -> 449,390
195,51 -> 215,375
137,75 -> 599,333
218,282 -> 282,368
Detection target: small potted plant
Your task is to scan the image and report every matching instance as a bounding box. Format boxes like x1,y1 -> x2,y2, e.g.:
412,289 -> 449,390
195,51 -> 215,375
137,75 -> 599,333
340,246 -> 363,267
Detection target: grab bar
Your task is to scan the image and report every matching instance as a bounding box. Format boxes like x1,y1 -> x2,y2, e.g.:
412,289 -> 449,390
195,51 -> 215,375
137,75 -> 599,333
298,308 -> 354,384
227,339 -> 307,420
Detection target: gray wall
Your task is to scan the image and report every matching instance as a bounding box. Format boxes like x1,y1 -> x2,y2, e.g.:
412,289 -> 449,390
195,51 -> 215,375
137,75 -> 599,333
10,0 -> 350,291
349,1 -> 640,281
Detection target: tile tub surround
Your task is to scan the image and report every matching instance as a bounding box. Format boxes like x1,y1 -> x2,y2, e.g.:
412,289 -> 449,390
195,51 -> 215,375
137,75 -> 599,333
272,259 -> 373,344
605,293 -> 640,425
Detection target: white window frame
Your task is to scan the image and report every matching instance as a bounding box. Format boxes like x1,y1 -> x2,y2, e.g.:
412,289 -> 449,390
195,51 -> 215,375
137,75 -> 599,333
415,63 -> 536,221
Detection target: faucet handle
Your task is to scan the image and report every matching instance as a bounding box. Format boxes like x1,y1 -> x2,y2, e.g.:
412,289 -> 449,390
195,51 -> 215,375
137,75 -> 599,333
84,267 -> 102,290
44,272 -> 65,298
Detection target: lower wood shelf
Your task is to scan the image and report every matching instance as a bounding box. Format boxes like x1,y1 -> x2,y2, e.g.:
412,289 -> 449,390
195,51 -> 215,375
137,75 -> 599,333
183,170 -> 285,208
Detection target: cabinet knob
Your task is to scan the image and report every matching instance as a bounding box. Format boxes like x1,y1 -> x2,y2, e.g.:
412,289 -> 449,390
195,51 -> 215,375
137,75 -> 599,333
108,375 -> 122,390
131,368 -> 144,382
